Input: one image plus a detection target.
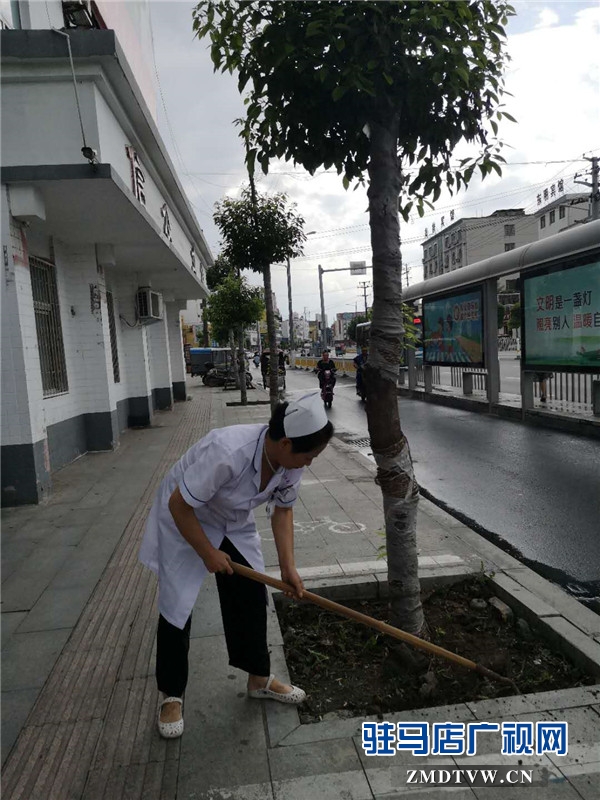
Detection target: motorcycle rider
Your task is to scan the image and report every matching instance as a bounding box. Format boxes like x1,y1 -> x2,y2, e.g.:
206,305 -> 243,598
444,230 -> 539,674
353,345 -> 368,397
316,350 -> 337,390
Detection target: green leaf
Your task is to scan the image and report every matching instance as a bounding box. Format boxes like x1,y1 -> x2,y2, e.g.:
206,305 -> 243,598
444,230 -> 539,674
502,112 -> 517,123
332,85 -> 347,102
342,175 -> 350,190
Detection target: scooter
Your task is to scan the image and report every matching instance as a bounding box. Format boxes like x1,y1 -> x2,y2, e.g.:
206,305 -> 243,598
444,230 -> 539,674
320,369 -> 335,409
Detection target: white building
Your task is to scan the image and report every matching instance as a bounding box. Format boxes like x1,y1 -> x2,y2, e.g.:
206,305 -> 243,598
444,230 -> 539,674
1,1 -> 211,505
422,209 -> 538,281
535,194 -> 590,239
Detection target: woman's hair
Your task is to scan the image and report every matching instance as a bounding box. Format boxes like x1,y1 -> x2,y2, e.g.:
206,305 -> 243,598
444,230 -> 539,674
269,402 -> 334,453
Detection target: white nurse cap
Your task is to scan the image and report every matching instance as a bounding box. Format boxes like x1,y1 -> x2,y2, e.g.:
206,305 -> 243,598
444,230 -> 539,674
283,391 -> 328,438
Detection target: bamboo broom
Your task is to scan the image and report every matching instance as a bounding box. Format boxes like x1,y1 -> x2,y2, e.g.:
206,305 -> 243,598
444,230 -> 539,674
231,562 -> 520,693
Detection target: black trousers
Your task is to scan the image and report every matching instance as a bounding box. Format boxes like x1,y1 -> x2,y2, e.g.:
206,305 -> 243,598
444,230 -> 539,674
155,537 -> 270,697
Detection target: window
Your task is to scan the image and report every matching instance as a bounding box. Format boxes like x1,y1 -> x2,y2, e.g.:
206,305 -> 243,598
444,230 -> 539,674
549,210 -> 556,224
457,248 -> 462,262
444,236 -> 450,248
445,255 -> 449,269
434,243 -> 438,254
540,215 -> 546,229
30,255 -> 69,396
504,243 -> 515,252
559,206 -> 566,219
106,291 -> 120,383
451,232 -> 456,244
452,251 -> 456,265
504,224 -> 515,236
457,230 -> 462,243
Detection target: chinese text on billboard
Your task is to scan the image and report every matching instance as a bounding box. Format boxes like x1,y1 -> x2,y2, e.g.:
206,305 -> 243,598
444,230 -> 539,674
523,260 -> 600,372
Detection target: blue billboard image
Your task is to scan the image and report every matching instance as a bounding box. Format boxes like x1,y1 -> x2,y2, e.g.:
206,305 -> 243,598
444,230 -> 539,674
423,288 -> 484,366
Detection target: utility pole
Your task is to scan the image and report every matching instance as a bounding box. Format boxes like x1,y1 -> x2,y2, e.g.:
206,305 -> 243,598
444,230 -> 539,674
403,263 -> 411,289
574,155 -> 599,221
318,264 -> 327,348
286,257 -> 294,353
357,281 -> 371,316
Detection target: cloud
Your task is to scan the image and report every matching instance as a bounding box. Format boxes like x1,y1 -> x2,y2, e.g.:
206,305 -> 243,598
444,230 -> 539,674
535,8 -> 560,27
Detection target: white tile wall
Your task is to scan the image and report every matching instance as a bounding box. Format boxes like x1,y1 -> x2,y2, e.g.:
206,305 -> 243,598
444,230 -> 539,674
166,301 -> 187,384
146,312 -> 172,388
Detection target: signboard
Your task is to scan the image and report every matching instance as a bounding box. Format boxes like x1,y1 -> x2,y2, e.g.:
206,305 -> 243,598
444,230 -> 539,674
522,256 -> 600,373
350,260 -> 367,275
423,287 -> 484,366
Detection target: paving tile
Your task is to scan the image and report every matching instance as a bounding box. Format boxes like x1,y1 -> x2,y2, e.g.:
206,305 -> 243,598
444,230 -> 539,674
177,635 -> 271,796
490,573 -> 561,620
536,616 -> 600,675
1,627 -> 71,691
1,611 -> 27,646
17,584 -> 94,633
273,770 -> 373,800
0,688 -> 39,766
504,569 -> 600,638
339,560 -> 387,576
269,738 -> 365,781
557,761 -> 600,800
545,706 -> 600,767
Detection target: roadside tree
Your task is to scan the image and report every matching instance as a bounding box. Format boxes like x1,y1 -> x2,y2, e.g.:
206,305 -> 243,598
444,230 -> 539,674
206,272 -> 264,404
194,0 -> 514,640
214,189 -> 305,409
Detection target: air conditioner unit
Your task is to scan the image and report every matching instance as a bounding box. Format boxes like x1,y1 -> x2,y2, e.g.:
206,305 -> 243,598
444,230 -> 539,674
62,1 -> 95,29
136,287 -> 163,323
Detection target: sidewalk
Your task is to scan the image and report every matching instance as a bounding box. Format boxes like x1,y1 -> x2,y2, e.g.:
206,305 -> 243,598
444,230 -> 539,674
2,382 -> 599,799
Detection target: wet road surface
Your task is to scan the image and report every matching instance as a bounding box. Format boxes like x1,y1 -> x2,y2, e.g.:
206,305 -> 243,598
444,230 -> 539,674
282,367 -> 600,599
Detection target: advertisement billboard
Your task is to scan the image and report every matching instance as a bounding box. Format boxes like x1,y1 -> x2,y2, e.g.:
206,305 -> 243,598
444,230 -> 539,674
522,256 -> 600,373
423,287 -> 484,367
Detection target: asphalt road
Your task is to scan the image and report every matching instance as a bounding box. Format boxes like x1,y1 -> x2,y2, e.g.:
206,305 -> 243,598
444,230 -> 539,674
279,366 -> 600,599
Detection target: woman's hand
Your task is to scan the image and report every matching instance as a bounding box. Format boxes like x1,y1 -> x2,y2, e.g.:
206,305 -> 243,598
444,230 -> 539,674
280,565 -> 304,599
202,548 -> 233,575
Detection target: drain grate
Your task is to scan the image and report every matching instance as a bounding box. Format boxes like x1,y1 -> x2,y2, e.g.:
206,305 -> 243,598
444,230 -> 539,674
345,437 -> 371,448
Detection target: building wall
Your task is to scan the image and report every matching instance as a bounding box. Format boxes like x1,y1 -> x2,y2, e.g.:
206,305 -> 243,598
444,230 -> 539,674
536,198 -> 589,240
0,78 -> 99,167
422,213 -> 538,280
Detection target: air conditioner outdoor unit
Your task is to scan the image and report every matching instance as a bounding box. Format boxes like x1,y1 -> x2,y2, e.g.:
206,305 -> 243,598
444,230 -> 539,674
136,287 -> 163,323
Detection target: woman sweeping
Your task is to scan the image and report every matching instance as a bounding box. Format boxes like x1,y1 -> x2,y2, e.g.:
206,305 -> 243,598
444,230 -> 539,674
139,392 -> 333,738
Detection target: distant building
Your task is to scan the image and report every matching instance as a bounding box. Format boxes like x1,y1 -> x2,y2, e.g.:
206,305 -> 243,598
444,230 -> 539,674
333,311 -> 361,340
534,194 -> 590,239
422,209 -> 538,281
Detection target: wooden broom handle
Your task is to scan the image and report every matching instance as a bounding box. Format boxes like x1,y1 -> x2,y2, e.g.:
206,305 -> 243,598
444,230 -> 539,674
231,562 -> 516,688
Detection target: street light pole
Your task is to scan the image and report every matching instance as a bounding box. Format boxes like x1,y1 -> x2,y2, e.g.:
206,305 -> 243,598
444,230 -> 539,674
286,256 -> 294,353
318,264 -> 327,348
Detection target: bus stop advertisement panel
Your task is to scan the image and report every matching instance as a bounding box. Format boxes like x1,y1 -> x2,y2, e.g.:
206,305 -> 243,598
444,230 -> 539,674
522,254 -> 600,374
423,286 -> 485,367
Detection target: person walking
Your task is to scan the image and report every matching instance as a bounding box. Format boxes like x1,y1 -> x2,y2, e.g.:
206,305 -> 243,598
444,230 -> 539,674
139,393 -> 334,738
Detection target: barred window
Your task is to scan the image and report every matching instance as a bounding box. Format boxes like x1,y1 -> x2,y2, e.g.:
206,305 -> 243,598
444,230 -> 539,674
504,224 -> 515,236
106,290 -> 120,383
559,206 -> 566,219
30,255 -> 69,396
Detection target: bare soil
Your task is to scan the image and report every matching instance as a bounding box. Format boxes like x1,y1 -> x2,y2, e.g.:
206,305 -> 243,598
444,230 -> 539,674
276,577 -> 597,724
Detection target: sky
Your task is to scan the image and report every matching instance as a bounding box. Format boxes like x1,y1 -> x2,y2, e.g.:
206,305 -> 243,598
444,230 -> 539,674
147,0 -> 599,325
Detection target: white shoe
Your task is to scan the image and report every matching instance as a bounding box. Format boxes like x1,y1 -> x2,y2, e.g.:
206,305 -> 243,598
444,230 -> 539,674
157,696 -> 184,738
247,674 -> 306,705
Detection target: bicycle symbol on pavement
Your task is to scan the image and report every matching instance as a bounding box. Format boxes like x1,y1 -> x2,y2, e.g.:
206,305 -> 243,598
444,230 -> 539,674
258,516 -> 366,541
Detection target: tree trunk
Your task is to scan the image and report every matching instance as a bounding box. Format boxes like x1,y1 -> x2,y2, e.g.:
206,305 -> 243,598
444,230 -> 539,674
228,330 -> 239,389
237,325 -> 247,405
366,116 -> 423,636
263,265 -> 279,410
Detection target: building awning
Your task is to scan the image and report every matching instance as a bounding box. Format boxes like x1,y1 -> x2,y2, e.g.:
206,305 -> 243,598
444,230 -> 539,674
1,164 -> 208,300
